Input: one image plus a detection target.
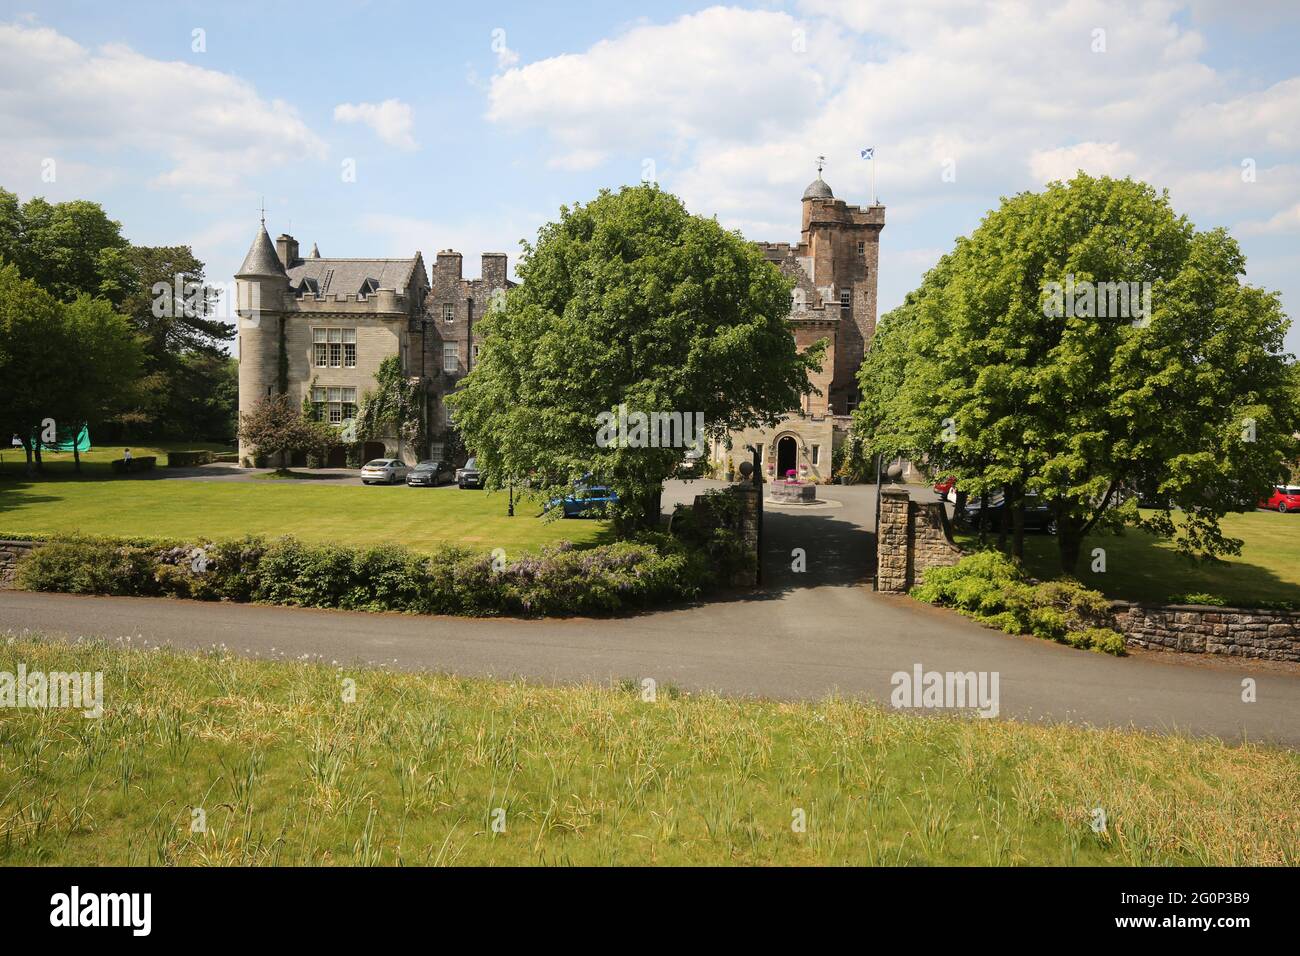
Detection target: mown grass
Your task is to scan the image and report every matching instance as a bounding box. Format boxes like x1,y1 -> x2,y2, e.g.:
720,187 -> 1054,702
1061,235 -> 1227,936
0,481 -> 609,554
1,635 -> 1294,866
0,442 -> 235,478
956,510 -> 1300,607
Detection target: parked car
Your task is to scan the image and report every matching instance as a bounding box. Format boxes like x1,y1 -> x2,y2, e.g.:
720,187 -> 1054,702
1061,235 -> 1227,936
959,493 -> 1057,534
406,460 -> 447,487
1259,485 -> 1300,513
933,476 -> 956,496
360,459 -> 409,485
456,457 -> 483,489
547,482 -> 619,518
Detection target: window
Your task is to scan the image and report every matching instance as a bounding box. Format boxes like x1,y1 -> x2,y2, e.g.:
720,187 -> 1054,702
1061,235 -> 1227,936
443,342 -> 459,373
472,343 -> 481,363
312,386 -> 357,424
857,241 -> 865,256
840,289 -> 852,313
442,303 -> 454,324
811,444 -> 821,466
314,328 -> 356,368
429,443 -> 444,462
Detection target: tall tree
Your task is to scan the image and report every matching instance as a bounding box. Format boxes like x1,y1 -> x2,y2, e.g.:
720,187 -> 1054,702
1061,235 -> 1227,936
448,185 -> 822,533
853,173 -> 1299,574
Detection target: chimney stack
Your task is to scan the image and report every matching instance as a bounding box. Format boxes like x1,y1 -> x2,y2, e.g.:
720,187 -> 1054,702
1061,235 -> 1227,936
276,234 -> 299,269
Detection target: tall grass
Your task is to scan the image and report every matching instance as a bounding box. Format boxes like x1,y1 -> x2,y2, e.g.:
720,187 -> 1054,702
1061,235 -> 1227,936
1,634 -> 1295,866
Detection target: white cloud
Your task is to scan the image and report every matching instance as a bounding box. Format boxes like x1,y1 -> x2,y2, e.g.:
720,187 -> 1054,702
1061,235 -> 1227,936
482,0 -> 1300,336
333,99 -> 418,151
0,21 -> 326,192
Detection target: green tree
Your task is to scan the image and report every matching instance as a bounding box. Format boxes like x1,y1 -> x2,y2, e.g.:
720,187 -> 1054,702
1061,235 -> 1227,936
447,185 -> 822,533
0,263 -> 67,472
237,393 -> 317,471
853,173 -> 1299,574
54,296 -> 147,472
0,192 -> 133,304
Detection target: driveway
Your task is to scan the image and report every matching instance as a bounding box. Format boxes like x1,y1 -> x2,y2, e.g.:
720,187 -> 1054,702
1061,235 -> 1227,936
3,477 -> 1297,748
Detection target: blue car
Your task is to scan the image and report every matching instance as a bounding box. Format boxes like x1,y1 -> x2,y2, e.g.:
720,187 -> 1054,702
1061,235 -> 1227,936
548,483 -> 619,518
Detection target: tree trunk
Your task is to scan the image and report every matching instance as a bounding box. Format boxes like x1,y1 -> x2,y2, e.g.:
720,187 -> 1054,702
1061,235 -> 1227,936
33,439 -> 43,473
22,437 -> 33,475
1012,488 -> 1026,561
1057,518 -> 1084,577
997,487 -> 1009,553
977,490 -> 989,546
73,439 -> 81,473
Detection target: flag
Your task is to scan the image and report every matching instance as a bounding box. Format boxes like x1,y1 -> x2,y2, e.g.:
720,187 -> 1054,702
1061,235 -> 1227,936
860,147 -> 875,160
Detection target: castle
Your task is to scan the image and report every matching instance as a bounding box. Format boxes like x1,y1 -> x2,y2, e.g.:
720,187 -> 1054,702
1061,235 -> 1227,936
235,171 -> 882,478
712,170 -> 884,482
234,227 -> 510,466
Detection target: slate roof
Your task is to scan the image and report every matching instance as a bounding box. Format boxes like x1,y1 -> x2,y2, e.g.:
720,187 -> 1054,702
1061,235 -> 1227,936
802,176 -> 834,200
236,225 -> 287,278
285,257 -> 423,297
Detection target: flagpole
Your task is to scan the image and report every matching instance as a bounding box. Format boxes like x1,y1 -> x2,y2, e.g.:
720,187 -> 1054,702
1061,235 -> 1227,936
871,156 -> 876,206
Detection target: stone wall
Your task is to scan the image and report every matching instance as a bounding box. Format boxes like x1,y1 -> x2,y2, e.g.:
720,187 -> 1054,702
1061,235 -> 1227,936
876,486 -> 962,592
1112,602 -> 1300,662
0,539 -> 40,588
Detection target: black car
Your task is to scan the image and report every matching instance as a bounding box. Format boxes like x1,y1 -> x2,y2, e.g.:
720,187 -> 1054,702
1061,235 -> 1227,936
959,494 -> 1057,534
406,460 -> 447,487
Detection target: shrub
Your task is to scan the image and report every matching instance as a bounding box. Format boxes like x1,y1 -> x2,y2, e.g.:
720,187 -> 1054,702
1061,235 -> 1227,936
1168,592 -> 1228,607
110,456 -> 156,474
912,550 -> 1127,655
166,450 -> 213,467
15,528 -> 738,619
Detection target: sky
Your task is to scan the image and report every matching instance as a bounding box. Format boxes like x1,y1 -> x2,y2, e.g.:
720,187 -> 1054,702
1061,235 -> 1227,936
2,0 -> 1299,349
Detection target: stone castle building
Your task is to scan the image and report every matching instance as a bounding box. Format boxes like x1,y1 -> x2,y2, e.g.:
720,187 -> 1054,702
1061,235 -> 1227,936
236,169 -> 882,478
712,171 -> 885,482
234,222 -> 510,466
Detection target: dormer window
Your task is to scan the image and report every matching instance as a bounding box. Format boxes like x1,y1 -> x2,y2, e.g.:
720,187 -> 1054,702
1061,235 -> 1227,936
358,277 -> 379,297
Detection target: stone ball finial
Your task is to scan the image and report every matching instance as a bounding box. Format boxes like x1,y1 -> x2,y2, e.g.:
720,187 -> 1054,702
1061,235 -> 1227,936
738,461 -> 754,479
886,462 -> 904,482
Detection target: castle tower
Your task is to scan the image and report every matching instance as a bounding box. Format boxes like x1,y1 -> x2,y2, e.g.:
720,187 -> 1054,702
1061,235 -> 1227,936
235,221 -> 290,463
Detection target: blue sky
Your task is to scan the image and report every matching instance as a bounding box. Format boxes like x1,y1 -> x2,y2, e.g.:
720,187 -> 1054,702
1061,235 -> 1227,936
2,0 -> 1299,349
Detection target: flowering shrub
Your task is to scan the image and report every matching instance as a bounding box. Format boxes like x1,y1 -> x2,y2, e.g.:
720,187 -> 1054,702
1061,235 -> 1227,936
16,530 -> 729,618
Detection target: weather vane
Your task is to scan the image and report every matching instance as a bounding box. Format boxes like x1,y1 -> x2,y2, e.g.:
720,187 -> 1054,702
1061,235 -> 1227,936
816,155 -> 825,177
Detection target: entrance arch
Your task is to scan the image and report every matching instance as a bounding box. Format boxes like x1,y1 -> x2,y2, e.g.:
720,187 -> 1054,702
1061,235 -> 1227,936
776,435 -> 798,479
362,441 -> 386,463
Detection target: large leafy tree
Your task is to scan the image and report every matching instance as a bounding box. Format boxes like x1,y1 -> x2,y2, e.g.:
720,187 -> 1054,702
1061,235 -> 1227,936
448,185 -> 822,532
0,188 -> 235,440
853,173 -> 1299,574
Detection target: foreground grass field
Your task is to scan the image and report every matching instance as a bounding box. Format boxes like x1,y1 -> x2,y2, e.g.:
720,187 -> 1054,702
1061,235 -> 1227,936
1,636 -> 1294,866
0,443 -> 234,478
0,479 -> 609,553
957,510 -> 1300,606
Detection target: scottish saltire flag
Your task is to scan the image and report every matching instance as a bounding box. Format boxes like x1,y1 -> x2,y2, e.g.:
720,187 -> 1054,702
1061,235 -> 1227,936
860,146 -> 875,160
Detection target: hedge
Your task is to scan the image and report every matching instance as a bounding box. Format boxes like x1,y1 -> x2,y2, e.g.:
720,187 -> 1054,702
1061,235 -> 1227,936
109,456 -> 156,474
166,450 -> 214,467
14,529 -> 748,618
911,550 -> 1127,655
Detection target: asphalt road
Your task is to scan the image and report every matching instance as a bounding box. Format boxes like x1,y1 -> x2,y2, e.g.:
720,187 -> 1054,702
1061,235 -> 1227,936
3,482 -> 1297,749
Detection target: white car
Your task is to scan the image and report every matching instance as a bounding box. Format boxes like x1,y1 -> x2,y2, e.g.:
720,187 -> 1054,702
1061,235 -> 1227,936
360,458 -> 409,485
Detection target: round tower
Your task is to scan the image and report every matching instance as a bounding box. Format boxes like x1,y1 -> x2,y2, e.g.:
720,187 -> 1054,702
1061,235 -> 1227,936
235,222 -> 289,465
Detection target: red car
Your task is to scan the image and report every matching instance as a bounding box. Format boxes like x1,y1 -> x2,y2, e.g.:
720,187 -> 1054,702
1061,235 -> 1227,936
933,476 -> 956,495
1259,485 -> 1300,513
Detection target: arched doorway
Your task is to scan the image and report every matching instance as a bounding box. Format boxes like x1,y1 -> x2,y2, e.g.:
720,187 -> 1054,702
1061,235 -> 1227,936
776,435 -> 797,479
362,441 -> 386,463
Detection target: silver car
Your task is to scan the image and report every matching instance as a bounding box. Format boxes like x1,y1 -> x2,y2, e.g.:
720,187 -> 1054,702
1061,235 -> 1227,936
360,458 -> 409,485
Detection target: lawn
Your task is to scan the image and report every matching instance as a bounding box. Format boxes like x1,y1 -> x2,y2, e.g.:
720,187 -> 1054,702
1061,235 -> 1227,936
958,510 -> 1300,606
0,442 -> 235,479
1,636 -> 1294,866
0,477 -> 610,554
